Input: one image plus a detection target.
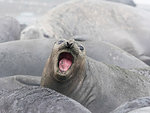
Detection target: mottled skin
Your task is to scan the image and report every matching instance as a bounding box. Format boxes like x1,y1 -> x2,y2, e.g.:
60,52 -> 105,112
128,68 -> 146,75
41,39 -> 150,113
0,86 -> 91,113
111,97 -> 150,113
128,107 -> 150,113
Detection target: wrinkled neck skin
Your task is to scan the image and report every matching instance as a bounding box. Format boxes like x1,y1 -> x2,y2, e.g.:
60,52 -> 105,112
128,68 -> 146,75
41,56 -> 96,107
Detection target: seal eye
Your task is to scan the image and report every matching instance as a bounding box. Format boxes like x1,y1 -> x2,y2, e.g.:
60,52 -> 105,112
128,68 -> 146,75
79,45 -> 84,51
58,40 -> 64,44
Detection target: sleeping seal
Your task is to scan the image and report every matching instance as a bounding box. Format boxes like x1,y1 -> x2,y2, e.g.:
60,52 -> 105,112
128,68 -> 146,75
0,86 -> 91,113
41,39 -> 150,113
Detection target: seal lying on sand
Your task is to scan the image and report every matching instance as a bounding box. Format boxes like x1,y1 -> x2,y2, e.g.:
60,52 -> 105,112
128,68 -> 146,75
41,39 -> 150,113
0,86 -> 91,113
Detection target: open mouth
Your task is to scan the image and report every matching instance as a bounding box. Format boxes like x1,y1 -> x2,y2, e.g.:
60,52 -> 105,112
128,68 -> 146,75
58,52 -> 74,72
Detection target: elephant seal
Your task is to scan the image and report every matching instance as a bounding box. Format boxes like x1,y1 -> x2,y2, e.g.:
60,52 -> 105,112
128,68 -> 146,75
41,39 -> 150,113
34,0 -> 150,65
0,16 -> 21,43
0,38 -> 55,77
82,40 -> 149,69
0,38 -> 148,77
111,96 -> 150,113
0,86 -> 91,113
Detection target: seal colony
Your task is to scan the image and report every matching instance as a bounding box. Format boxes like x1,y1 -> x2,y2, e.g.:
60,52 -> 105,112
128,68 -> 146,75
0,38 -> 148,77
41,39 -> 150,113
32,0 -> 150,65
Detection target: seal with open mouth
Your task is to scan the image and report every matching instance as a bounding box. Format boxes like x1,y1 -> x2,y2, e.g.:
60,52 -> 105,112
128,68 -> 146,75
41,39 -> 85,83
41,39 -> 150,113
0,86 -> 91,113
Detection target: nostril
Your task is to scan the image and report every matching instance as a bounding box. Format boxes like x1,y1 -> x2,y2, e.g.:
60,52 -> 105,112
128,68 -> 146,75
66,42 -> 73,48
70,43 -> 73,46
67,42 -> 69,47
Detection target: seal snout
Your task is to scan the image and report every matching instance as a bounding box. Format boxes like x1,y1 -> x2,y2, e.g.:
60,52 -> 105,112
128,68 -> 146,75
66,41 -> 73,48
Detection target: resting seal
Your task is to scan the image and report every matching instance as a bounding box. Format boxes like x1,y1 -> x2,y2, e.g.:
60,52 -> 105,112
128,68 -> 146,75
41,39 -> 150,113
0,86 -> 91,113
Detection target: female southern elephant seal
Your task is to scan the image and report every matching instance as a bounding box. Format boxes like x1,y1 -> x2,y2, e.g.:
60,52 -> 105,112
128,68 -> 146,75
0,86 -> 91,113
41,39 -> 150,113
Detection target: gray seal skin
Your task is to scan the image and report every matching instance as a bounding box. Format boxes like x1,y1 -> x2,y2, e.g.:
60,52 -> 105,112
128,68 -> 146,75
111,97 -> 150,113
20,0 -> 136,40
0,86 -> 91,113
128,107 -> 150,113
41,39 -> 150,113
36,0 -> 150,65
0,75 -> 41,90
82,40 -> 149,69
0,16 -> 21,43
105,0 -> 136,6
0,38 -> 148,77
0,38 -> 55,77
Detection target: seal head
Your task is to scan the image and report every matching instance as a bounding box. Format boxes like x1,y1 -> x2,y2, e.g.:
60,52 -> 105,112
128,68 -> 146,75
41,39 -> 86,89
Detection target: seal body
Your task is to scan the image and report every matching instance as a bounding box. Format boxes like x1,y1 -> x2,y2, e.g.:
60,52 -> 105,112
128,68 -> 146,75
82,40 -> 149,69
41,39 -> 150,113
0,86 -> 91,113
111,97 -> 150,113
0,38 -> 55,77
0,75 -> 40,90
0,16 -> 21,43
36,0 -> 150,65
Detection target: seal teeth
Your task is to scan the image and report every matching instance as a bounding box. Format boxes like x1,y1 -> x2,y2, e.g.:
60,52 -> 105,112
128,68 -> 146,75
58,52 -> 73,72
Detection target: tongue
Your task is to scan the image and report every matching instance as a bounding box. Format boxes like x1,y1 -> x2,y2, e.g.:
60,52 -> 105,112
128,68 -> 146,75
59,58 -> 72,72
